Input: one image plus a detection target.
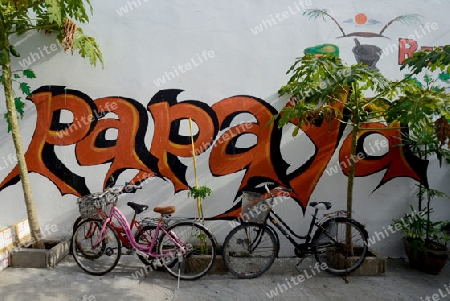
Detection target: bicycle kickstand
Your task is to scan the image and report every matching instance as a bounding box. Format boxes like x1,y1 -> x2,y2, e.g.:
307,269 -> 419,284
295,256 -> 307,273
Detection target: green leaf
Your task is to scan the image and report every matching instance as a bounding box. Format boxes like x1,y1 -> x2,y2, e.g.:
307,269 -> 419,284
14,97 -> 25,118
188,186 -> 212,199
46,0 -> 62,25
19,82 -> 31,96
73,28 -> 104,67
3,113 -> 12,132
9,45 -> 20,57
23,70 -> 36,79
13,74 -> 20,79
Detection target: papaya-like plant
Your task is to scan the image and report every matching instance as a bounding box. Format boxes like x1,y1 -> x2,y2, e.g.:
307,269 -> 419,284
0,0 -> 103,248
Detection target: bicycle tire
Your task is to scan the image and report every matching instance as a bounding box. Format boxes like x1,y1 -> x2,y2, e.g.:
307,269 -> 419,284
222,222 -> 278,279
312,217 -> 368,275
134,225 -> 157,266
72,218 -> 122,276
72,218 -> 106,260
69,216 -> 84,255
157,221 -> 216,280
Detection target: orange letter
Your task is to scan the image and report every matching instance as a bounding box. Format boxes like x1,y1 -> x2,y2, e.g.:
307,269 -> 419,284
0,86 -> 95,196
339,122 -> 426,189
145,90 -> 218,192
75,97 -> 159,188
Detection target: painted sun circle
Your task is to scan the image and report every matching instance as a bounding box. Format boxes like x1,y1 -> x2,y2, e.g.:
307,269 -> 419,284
355,13 -> 368,25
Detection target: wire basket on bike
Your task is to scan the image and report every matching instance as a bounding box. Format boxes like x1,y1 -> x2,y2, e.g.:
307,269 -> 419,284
241,191 -> 273,224
77,192 -> 112,219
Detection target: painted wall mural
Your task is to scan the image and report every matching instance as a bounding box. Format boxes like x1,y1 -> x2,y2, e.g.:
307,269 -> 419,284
0,86 -> 427,219
304,9 -> 445,70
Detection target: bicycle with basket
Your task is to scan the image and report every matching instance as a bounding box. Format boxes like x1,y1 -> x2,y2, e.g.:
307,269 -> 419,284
72,184 -> 217,281
221,182 -> 369,279
75,186 -> 159,266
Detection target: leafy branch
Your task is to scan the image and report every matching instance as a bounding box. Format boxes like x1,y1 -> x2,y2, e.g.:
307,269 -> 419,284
188,186 -> 212,200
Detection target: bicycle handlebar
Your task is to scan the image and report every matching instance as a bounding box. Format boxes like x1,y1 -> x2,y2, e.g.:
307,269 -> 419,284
255,182 -> 292,195
98,184 -> 142,199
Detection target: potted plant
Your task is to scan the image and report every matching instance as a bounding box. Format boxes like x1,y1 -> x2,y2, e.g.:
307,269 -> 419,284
387,46 -> 450,274
393,204 -> 449,275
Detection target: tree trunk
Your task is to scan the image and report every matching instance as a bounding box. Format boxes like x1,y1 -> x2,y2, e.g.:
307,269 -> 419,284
346,124 -> 359,220
346,102 -> 359,248
346,84 -> 359,220
1,50 -> 44,249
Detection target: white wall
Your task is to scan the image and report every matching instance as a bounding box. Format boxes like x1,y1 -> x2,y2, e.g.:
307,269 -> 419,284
0,0 -> 449,257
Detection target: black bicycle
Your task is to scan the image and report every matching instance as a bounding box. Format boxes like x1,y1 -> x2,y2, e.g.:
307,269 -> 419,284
221,182 -> 369,279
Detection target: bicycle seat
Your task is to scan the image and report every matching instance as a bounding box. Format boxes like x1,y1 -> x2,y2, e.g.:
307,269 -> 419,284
127,202 -> 149,214
309,201 -> 332,210
154,206 -> 176,215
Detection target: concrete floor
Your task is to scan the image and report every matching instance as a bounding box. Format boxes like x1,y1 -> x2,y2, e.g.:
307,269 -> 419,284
0,254 -> 449,301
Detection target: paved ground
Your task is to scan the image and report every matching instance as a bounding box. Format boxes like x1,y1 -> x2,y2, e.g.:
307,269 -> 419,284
0,254 -> 449,301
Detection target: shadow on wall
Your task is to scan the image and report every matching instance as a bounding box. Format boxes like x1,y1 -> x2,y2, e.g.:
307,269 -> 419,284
9,31 -> 66,70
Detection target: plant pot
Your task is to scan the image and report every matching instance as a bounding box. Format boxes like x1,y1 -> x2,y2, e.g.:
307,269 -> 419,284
403,238 -> 449,275
9,239 -> 70,268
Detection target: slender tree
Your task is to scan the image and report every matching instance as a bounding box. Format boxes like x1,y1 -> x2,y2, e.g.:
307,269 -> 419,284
0,0 -> 102,248
274,53 -> 391,218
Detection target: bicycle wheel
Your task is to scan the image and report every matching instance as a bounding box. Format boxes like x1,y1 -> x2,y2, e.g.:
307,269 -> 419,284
222,222 -> 278,279
134,225 -> 157,266
312,217 -> 368,275
158,221 -> 216,280
72,218 -> 122,276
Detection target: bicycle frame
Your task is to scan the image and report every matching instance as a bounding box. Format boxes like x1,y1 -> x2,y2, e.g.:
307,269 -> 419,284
94,205 -> 187,259
263,192 -> 347,255
266,209 -> 317,252
80,207 -> 146,249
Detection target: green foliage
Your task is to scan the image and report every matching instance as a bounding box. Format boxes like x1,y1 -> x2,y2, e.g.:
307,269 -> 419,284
188,186 -> 212,200
385,46 -> 450,162
393,206 -> 449,255
1,1 -> 103,129
9,45 -> 20,57
275,53 -> 391,133
0,0 -> 103,67
23,69 -> 36,79
401,45 -> 450,74
4,97 -> 25,131
390,46 -> 450,254
1,69 -> 35,131
73,28 -> 103,66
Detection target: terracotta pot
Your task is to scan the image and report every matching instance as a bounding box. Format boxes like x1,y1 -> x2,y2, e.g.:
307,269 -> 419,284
403,238 -> 449,275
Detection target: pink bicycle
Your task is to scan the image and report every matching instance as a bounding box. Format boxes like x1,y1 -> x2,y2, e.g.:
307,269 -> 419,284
72,185 -> 216,280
